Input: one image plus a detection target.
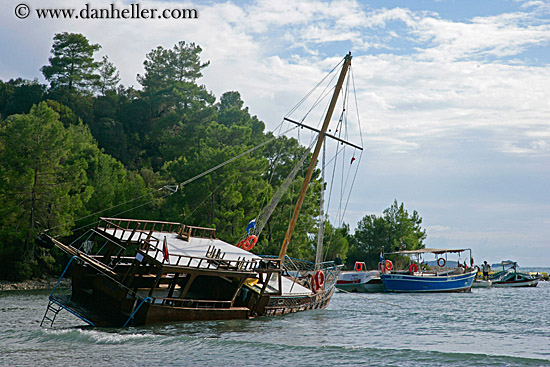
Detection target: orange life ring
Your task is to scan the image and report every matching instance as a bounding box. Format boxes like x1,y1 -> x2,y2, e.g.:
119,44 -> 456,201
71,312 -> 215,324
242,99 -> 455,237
354,262 -> 364,272
437,258 -> 446,267
384,260 -> 393,271
409,263 -> 418,273
237,235 -> 258,251
314,270 -> 325,288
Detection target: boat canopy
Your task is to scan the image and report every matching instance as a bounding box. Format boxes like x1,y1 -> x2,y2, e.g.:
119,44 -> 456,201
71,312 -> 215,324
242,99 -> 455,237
385,248 -> 472,255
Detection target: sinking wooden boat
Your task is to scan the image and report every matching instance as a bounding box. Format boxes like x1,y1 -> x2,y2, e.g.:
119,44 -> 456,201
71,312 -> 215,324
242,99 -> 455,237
41,53 -> 360,327
41,218 -> 339,327
380,248 -> 477,293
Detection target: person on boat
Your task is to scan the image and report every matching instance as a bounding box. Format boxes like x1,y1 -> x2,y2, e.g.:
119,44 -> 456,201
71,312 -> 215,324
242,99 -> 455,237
482,261 -> 491,280
334,255 -> 343,266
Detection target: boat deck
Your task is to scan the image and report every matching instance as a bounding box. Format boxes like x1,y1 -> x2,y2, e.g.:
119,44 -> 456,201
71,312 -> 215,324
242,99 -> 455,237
102,228 -> 312,296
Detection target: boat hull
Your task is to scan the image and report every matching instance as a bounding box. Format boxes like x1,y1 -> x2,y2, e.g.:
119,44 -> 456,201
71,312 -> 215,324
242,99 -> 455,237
381,271 -> 476,293
492,278 -> 540,287
336,271 -> 384,293
262,287 -> 335,316
472,279 -> 492,288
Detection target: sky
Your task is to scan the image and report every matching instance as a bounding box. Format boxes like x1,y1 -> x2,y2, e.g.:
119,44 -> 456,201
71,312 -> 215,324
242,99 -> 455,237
1,0 -> 549,266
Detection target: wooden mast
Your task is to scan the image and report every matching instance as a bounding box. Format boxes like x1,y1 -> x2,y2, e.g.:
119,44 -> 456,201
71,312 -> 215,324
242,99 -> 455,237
315,138 -> 326,267
278,52 -> 352,260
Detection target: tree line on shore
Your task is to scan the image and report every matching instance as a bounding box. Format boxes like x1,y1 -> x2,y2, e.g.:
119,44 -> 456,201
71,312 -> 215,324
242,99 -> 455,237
0,32 -> 426,281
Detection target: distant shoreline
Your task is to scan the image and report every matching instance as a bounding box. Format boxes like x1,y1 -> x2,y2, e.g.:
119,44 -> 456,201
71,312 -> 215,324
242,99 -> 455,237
0,277 -> 69,291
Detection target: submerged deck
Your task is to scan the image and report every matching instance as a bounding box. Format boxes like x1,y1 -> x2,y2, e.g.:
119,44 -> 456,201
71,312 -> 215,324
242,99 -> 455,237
100,225 -> 312,296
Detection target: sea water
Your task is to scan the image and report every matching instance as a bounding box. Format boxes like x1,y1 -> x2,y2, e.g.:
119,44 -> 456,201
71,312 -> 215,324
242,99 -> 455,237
1,277 -> 549,366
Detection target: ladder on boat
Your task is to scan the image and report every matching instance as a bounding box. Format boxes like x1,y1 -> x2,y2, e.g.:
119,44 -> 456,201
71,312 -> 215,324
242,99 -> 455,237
40,299 -> 63,328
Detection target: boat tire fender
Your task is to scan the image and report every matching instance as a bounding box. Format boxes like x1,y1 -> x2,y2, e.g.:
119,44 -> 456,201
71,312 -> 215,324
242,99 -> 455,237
384,260 -> 393,271
409,263 -> 418,273
238,235 -> 258,251
437,258 -> 446,267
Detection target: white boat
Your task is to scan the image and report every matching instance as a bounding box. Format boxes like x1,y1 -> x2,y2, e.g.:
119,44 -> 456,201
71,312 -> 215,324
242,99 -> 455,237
336,262 -> 384,293
472,279 -> 492,288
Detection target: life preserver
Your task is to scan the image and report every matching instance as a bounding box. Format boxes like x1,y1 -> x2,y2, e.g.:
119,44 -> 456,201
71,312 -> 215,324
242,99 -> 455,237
354,262 -> 364,272
314,270 -> 325,288
409,263 -> 418,273
437,258 -> 446,267
237,235 -> 258,251
311,270 -> 325,293
384,260 -> 393,271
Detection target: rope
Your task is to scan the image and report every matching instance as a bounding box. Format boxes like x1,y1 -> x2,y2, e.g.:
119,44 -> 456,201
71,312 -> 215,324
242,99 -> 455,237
285,57 -> 344,118
54,188 -> 175,238
176,125 -> 298,189
250,138 -> 316,239
46,186 -> 167,234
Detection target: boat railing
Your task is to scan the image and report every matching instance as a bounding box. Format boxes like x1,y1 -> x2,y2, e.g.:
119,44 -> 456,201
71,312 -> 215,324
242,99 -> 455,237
139,238 -> 259,272
98,217 -> 181,238
259,255 -> 341,291
97,217 -> 217,244
177,224 -> 217,241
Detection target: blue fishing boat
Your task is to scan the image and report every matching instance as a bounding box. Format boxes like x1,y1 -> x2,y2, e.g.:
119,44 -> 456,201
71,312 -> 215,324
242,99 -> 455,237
380,248 -> 477,293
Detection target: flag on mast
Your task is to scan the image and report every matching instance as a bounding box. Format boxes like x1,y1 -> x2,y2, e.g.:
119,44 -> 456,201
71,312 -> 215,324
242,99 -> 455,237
246,219 -> 256,234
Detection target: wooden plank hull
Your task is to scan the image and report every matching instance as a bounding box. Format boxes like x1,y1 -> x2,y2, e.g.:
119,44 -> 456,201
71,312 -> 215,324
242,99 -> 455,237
262,287 -> 335,316
42,219 -> 341,327
141,304 -> 250,324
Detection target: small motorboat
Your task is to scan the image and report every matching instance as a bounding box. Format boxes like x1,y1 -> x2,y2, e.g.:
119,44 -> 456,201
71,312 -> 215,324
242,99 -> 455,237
336,262 -> 384,293
490,261 -> 541,288
472,279 -> 492,288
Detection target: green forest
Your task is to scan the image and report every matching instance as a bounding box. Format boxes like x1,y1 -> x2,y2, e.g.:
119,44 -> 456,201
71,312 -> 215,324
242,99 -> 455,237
0,32 -> 426,281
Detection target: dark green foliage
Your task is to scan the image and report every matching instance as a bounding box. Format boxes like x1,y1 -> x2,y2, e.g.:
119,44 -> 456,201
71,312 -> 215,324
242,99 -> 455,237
322,222 -> 350,263
0,78 -> 46,118
97,55 -> 120,95
0,102 -> 149,280
347,200 -> 427,269
41,32 -> 101,92
138,41 -> 211,117
0,103 -> 90,278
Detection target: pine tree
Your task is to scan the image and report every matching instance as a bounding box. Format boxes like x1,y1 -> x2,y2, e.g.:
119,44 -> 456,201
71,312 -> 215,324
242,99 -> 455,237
41,32 -> 101,92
